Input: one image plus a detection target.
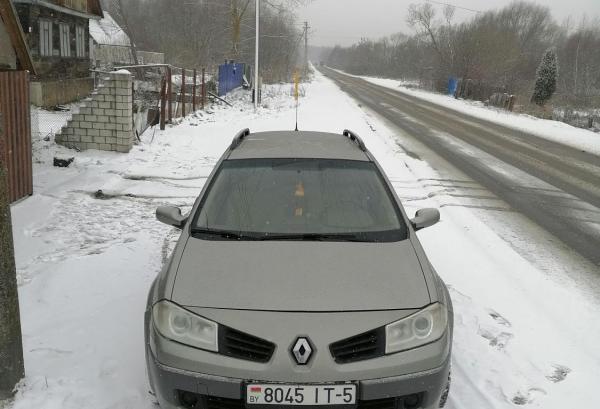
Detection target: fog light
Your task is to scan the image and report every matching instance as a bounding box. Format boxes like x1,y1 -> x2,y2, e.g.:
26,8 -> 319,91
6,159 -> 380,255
403,393 -> 421,409
180,391 -> 199,408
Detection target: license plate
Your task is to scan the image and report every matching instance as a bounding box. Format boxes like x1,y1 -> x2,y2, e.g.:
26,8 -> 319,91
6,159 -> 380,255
246,384 -> 357,406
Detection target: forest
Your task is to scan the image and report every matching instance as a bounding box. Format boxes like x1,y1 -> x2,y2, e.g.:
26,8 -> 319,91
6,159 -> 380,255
100,0 -> 308,83
324,1 -> 600,111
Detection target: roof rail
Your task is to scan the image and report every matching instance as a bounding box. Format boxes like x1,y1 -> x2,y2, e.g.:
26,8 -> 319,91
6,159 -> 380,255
342,129 -> 367,152
229,128 -> 251,150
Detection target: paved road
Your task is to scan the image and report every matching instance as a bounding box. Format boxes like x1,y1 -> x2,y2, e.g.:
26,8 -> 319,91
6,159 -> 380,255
320,67 -> 600,266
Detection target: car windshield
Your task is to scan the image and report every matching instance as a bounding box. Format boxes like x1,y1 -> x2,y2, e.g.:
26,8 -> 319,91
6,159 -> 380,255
192,158 -> 407,242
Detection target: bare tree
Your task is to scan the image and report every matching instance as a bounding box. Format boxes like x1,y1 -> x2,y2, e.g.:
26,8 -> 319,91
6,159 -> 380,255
230,0 -> 252,59
328,0 -> 597,107
100,0 -> 308,82
107,0 -> 141,66
407,3 -> 445,65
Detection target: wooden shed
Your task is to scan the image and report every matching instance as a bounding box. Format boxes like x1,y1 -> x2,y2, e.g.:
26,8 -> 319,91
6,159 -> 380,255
0,0 -> 35,202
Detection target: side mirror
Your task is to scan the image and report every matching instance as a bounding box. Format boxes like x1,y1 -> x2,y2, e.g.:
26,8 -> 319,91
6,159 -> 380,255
156,206 -> 187,229
410,208 -> 440,231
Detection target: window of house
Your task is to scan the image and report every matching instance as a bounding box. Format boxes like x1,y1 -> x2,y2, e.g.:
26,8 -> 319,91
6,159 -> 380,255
39,20 -> 53,57
59,23 -> 71,57
76,26 -> 86,58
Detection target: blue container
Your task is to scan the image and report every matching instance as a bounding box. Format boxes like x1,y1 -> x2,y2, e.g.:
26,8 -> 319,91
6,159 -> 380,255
448,77 -> 458,96
218,63 -> 246,96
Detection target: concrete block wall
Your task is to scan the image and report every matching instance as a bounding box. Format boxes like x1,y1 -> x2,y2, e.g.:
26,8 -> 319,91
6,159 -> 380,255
55,71 -> 134,153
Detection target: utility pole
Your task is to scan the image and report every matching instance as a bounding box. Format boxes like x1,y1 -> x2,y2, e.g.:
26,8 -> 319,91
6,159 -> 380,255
0,121 -> 25,399
303,21 -> 309,77
254,0 -> 260,110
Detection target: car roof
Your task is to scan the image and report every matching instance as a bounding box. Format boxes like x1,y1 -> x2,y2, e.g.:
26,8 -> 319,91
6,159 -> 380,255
226,131 -> 371,161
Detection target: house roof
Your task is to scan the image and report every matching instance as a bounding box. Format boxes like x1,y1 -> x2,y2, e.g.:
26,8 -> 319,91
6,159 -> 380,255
0,0 -> 35,73
89,11 -> 130,46
87,0 -> 103,17
12,0 -> 103,19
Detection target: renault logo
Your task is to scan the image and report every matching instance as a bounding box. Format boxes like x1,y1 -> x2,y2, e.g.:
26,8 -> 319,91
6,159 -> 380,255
291,337 -> 314,365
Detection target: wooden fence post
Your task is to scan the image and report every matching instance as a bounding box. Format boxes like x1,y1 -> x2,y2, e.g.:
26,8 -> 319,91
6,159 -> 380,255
508,95 -> 516,112
182,69 -> 186,118
193,69 -> 197,112
160,75 -> 166,130
201,68 -> 206,110
167,66 -> 172,123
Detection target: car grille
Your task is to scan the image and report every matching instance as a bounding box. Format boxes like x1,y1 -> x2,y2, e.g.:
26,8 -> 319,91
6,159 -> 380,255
206,396 -> 244,409
329,327 -> 385,364
178,394 -> 421,409
219,326 -> 276,363
358,398 -> 397,409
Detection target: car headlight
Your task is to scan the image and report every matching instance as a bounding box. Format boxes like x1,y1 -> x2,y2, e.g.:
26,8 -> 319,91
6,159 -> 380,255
385,303 -> 448,354
152,300 -> 218,352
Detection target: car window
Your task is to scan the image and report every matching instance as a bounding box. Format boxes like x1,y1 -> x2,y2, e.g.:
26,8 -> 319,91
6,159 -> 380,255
192,158 -> 407,242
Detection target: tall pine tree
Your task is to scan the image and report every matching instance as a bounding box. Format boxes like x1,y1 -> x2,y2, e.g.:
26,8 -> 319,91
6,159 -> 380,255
531,48 -> 558,106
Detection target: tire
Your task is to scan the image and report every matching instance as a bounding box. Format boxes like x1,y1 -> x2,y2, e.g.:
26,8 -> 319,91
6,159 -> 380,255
439,370 -> 451,408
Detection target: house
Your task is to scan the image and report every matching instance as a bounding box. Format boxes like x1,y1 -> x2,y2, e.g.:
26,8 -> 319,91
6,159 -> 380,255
89,11 -> 164,69
0,0 -> 34,72
11,0 -> 104,106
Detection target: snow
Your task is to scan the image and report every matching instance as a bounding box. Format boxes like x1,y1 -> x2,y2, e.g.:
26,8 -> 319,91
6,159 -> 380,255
89,12 -> 131,46
531,48 -> 558,106
6,70 -> 600,409
339,71 -> 600,156
31,104 -> 82,140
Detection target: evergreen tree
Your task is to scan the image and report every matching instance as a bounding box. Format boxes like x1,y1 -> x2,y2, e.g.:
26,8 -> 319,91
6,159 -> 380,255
531,48 -> 558,106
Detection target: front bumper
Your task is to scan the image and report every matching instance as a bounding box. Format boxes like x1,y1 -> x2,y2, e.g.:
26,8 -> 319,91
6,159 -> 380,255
146,347 -> 451,409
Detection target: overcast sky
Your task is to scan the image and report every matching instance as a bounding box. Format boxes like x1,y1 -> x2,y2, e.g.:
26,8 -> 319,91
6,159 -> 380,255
296,0 -> 600,47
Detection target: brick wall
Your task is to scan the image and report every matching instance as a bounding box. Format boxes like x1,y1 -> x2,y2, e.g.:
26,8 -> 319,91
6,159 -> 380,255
55,71 -> 133,153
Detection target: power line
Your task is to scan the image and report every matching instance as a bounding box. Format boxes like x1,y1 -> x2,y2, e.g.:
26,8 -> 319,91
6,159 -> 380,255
425,0 -> 481,14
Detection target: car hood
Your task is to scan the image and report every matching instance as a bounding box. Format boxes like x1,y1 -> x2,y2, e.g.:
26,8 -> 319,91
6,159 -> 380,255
171,238 -> 430,312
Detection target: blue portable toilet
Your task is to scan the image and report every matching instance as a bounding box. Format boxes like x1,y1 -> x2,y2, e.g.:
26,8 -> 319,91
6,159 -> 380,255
218,62 -> 246,96
448,77 -> 458,96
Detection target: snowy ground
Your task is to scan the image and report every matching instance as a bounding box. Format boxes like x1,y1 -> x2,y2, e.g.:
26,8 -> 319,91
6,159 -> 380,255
6,70 -> 600,409
336,71 -> 600,156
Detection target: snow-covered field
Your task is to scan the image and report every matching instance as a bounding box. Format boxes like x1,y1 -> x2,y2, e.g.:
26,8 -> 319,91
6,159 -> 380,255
7,70 -> 600,409
338,71 -> 600,156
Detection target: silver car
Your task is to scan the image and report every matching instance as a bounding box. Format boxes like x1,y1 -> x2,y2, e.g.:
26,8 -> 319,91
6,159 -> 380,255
145,130 -> 453,409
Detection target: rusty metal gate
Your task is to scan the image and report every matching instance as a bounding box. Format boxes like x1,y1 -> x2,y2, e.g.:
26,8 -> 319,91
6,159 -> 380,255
0,70 -> 33,203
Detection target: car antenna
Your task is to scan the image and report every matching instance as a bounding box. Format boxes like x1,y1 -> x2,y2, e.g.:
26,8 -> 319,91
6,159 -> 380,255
294,70 -> 300,131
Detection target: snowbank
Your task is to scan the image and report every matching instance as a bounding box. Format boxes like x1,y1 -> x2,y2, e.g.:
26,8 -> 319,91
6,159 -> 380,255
343,71 -> 600,156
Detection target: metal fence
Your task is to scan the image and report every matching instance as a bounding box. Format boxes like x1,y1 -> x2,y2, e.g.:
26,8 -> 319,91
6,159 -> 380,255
115,64 -> 218,133
31,103 -> 82,141
29,64 -> 220,146
553,108 -> 600,131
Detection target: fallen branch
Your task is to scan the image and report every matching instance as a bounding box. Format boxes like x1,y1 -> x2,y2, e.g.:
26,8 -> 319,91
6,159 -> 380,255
208,91 -> 233,107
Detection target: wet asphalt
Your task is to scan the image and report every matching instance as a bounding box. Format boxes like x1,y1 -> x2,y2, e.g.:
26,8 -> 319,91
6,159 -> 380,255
320,67 -> 600,266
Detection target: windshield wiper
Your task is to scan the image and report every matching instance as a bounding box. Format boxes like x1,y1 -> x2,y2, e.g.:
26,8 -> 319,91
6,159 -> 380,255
191,228 -> 261,240
192,229 -> 369,242
258,233 -> 367,242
